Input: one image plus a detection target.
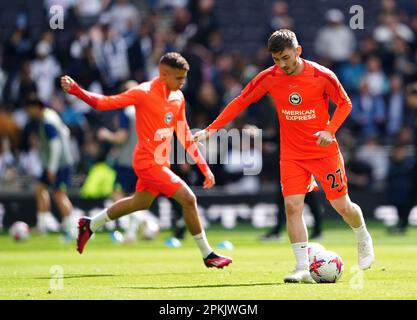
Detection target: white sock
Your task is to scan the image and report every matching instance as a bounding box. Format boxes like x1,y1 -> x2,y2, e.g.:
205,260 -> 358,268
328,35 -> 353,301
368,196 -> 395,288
351,223 -> 370,242
125,214 -> 140,239
193,230 -> 213,259
37,212 -> 49,233
62,215 -> 71,231
292,241 -> 309,271
90,209 -> 111,232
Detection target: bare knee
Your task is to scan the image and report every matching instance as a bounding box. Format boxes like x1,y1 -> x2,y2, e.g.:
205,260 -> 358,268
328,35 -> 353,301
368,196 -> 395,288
52,190 -> 65,201
284,199 -> 304,216
331,199 -> 352,217
178,191 -> 197,209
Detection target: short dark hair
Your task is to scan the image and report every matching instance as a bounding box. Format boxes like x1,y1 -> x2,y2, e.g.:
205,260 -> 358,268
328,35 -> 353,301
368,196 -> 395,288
24,93 -> 45,108
267,29 -> 299,53
159,52 -> 190,71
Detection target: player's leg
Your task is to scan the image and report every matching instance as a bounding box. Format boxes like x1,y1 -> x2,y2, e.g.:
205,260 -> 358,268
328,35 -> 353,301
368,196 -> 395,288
92,191 -> 156,230
280,159 -> 316,283
171,185 -> 232,268
310,153 -> 374,270
77,191 -> 156,253
52,189 -> 77,238
283,194 -> 314,283
285,194 -> 307,244
35,182 -> 51,234
329,194 -> 374,270
111,166 -> 139,241
51,167 -> 77,237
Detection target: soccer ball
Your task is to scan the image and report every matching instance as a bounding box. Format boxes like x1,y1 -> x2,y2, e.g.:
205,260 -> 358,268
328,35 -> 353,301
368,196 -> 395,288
307,242 -> 325,262
137,217 -> 160,240
9,221 -> 30,241
309,250 -> 344,283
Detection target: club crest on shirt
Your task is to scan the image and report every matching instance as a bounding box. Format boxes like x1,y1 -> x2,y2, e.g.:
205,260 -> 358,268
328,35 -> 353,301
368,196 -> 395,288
289,92 -> 302,105
164,112 -> 174,124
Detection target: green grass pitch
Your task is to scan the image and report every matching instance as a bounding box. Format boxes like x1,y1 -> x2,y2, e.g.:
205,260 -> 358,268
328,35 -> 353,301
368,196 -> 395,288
0,221 -> 416,300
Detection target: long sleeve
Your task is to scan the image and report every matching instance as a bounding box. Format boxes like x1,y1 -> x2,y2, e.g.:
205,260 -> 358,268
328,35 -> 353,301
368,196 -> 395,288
323,71 -> 353,135
206,68 -> 273,132
176,101 -> 209,174
68,82 -> 142,111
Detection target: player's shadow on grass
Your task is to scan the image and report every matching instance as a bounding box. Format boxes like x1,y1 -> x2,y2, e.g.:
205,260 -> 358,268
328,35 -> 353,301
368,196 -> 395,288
33,274 -> 116,280
121,282 -> 281,290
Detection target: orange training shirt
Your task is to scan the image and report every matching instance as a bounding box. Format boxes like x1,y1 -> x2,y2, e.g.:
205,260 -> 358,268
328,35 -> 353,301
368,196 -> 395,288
69,77 -> 208,172
206,59 -> 352,160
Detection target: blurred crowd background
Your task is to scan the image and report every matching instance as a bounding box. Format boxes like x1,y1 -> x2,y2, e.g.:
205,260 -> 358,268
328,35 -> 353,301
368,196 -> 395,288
0,0 -> 416,205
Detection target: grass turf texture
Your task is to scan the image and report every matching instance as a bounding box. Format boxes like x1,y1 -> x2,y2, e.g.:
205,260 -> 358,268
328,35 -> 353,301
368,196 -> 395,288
0,220 -> 416,300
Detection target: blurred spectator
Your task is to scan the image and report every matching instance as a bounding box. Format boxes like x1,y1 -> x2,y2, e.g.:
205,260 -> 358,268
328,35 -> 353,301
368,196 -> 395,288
314,8 -> 356,70
388,37 -> 416,80
2,13 -> 33,75
223,125 -> 262,193
17,130 -> 42,178
69,43 -> 102,91
0,111 -> 20,183
385,74 -> 407,140
0,137 -> 16,184
373,13 -> 414,49
220,73 -> 242,106
345,147 -> 373,190
108,0 -> 140,36
3,61 -> 37,111
31,39 -> 62,103
358,37 -> 380,61
361,56 -> 389,96
338,52 -> 366,96
386,142 -> 414,234
356,137 -> 390,190
75,0 -> 107,28
350,81 -> 386,139
379,0 -> 399,16
92,16 -> 130,92
196,82 -> 221,122
189,0 -> 218,48
267,0 -> 294,33
388,81 -> 417,233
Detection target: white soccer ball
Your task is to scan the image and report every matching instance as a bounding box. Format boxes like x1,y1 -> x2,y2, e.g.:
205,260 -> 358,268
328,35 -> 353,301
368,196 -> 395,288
9,221 -> 30,241
307,242 -> 326,262
138,217 -> 160,240
309,249 -> 344,283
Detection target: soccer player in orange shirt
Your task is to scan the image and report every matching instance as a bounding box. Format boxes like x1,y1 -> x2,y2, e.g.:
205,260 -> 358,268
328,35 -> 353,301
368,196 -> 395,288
193,29 -> 374,282
61,52 -> 232,268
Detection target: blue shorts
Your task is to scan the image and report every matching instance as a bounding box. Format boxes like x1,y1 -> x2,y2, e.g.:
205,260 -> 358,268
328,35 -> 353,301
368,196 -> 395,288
114,165 -> 137,194
39,167 -> 71,191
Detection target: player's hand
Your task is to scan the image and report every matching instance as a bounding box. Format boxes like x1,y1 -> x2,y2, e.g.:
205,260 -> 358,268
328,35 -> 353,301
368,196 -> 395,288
192,129 -> 211,143
47,171 -> 56,184
61,75 -> 76,93
314,131 -> 333,147
203,170 -> 215,189
97,127 -> 112,142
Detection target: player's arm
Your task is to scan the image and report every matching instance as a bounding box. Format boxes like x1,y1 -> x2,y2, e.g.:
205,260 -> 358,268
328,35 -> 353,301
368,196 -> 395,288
315,71 -> 353,146
176,101 -> 214,189
193,71 -> 270,142
61,75 -> 140,111
323,71 -> 352,134
44,124 -> 62,182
